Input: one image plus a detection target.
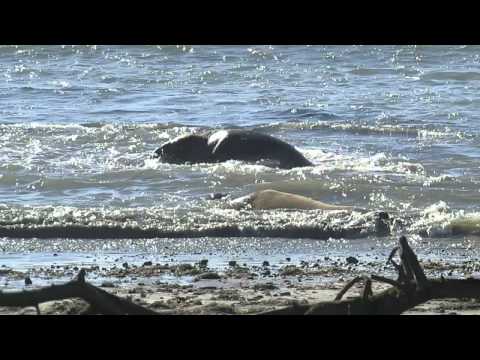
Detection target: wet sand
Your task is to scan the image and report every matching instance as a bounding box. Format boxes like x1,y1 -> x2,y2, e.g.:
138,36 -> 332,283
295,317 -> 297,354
1,245 -> 480,315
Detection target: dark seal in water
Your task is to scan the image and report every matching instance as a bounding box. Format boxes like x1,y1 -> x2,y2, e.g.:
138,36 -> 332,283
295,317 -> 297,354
154,130 -> 313,169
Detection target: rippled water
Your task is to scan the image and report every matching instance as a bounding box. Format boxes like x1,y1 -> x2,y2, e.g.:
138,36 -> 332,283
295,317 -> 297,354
1,45 -> 480,247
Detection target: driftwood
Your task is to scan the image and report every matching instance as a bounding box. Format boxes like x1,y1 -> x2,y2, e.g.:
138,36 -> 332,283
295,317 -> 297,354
0,235 -> 479,315
0,269 -> 156,315
261,236 -> 480,315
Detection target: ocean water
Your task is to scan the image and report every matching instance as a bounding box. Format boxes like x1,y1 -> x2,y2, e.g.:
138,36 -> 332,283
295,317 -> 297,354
1,45 -> 480,269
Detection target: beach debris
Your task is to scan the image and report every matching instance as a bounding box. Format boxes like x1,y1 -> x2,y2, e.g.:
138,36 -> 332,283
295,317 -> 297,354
0,269 -> 156,315
260,236 -> 480,315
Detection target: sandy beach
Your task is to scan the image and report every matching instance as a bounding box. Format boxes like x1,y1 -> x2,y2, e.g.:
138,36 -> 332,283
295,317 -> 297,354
2,245 -> 479,315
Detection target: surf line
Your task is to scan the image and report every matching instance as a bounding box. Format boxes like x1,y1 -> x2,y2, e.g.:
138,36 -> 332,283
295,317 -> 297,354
0,220 -> 385,240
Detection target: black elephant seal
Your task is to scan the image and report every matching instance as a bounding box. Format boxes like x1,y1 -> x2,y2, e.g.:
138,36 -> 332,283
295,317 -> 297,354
154,130 -> 313,169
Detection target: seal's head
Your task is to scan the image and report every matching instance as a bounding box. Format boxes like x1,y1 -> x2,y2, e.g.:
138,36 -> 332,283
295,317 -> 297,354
154,134 -> 211,164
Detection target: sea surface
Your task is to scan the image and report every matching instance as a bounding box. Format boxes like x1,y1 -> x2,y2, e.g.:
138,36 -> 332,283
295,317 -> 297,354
1,45 -> 480,277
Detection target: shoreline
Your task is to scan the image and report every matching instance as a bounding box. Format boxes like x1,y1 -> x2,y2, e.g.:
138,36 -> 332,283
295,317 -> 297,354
1,240 -> 480,315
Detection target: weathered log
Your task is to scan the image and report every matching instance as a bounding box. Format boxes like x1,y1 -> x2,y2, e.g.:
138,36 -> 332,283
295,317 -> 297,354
261,236 -> 480,315
0,270 -> 156,315
260,278 -> 480,315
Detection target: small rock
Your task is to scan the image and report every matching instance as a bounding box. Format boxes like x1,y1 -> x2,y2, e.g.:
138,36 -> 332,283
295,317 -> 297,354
143,261 -> 153,267
262,261 -> 270,267
53,253 -> 58,257
122,262 -> 129,269
286,257 -> 291,262
24,277 -> 32,286
346,256 -> 359,265
228,261 -> 237,267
